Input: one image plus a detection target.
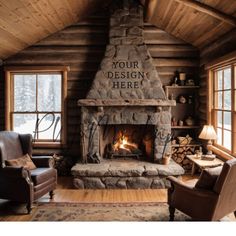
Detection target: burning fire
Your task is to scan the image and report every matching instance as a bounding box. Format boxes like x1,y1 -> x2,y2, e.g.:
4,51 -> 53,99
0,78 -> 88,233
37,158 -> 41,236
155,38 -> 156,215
114,132 -> 138,152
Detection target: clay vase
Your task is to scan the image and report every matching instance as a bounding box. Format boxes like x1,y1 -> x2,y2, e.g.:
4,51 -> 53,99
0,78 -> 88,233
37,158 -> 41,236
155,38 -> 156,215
162,153 -> 171,165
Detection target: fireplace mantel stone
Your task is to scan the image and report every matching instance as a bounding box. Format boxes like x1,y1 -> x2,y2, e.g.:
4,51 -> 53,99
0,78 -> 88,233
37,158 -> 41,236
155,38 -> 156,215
78,99 -> 176,107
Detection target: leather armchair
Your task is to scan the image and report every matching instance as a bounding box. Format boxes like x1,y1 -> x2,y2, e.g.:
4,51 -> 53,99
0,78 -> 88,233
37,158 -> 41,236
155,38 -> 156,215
0,131 -> 57,214
167,158 -> 236,221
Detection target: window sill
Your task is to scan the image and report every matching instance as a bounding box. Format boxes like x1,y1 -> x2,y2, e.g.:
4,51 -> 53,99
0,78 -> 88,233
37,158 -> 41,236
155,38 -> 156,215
209,145 -> 235,160
33,142 -> 66,148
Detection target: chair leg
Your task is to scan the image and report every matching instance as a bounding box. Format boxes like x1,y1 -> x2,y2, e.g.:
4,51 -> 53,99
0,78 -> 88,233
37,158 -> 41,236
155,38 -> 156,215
169,205 -> 175,221
49,190 -> 55,199
26,203 -> 32,214
234,211 -> 236,218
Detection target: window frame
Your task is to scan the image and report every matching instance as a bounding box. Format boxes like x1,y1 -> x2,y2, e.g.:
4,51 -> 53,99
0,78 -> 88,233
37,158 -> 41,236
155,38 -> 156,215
5,66 -> 69,148
207,52 -> 236,158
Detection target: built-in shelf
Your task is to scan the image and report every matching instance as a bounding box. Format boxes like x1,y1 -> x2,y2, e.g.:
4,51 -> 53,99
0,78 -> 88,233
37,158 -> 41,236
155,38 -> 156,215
165,85 -> 200,89
172,144 -> 201,147
171,126 -> 200,129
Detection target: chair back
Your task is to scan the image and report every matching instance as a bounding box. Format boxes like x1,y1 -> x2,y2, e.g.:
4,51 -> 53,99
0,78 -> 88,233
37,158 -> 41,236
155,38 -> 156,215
0,131 -> 23,167
213,158 -> 236,220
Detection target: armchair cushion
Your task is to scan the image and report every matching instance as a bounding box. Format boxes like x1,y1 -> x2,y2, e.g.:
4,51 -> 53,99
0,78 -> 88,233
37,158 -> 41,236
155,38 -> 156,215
31,156 -> 54,168
195,166 -> 222,190
30,168 -> 57,185
5,154 -> 36,170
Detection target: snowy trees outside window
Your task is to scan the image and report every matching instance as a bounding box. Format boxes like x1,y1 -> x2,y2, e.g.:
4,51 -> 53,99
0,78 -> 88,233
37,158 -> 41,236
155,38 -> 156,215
12,73 -> 63,143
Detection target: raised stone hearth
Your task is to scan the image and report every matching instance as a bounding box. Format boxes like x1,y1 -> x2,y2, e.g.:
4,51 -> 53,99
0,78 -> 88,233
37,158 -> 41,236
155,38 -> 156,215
71,159 -> 184,189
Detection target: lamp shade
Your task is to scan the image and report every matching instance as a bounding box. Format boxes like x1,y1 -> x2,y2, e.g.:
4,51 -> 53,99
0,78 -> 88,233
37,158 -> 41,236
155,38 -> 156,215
199,125 -> 217,140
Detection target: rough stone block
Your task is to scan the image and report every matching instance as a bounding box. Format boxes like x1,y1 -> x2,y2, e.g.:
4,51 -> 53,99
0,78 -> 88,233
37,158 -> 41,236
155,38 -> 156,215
116,179 -> 127,189
83,177 -> 105,189
105,45 -> 116,58
153,87 -> 166,99
110,17 -> 120,27
120,16 -> 142,27
151,178 -> 166,189
137,45 -> 150,60
102,177 -> 119,189
100,58 -> 113,71
122,37 -> 143,45
160,111 -> 171,125
157,160 -> 185,176
127,26 -> 143,36
110,37 -> 122,45
108,165 -> 144,177
115,45 -> 130,60
110,90 -> 121,99
133,112 -> 147,124
144,164 -> 158,176
73,178 -> 84,189
109,27 -> 127,37
126,177 -> 152,189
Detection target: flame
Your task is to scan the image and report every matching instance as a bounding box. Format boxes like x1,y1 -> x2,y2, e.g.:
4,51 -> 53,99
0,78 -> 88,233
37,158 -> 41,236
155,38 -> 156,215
114,132 -> 137,151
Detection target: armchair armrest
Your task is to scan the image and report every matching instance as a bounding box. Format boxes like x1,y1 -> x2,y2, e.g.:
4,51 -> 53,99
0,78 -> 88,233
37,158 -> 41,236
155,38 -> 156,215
167,176 -> 218,198
0,166 -> 30,179
32,156 -> 54,168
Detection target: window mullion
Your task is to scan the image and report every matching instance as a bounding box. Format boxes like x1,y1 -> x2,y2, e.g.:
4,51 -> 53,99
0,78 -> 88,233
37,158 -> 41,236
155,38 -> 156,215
232,65 -> 236,155
36,74 -> 39,140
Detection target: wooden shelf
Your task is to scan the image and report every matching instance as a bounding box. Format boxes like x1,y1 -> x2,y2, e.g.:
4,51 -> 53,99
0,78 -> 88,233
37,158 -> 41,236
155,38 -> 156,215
165,85 -> 200,89
171,126 -> 200,129
172,144 -> 201,147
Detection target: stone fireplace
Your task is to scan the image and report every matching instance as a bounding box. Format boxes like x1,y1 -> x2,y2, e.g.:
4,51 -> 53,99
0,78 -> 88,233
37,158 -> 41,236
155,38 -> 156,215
71,0 -> 184,189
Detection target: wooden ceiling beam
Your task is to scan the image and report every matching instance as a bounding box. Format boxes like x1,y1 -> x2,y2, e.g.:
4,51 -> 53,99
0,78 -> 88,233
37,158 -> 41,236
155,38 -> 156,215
174,0 -> 236,26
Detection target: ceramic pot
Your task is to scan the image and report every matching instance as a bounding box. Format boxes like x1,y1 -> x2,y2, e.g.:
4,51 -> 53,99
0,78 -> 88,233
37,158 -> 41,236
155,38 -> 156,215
185,116 -> 195,126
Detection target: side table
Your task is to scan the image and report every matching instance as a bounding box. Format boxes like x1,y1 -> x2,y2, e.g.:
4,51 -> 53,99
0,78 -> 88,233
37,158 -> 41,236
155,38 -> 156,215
186,155 -> 224,175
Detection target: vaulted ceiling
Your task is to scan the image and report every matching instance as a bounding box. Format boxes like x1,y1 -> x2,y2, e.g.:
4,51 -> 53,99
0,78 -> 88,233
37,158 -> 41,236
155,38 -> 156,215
0,0 -> 235,61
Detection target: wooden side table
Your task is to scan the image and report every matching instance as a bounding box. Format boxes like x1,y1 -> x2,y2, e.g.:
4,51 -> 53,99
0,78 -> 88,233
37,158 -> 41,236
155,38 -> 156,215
186,155 -> 224,175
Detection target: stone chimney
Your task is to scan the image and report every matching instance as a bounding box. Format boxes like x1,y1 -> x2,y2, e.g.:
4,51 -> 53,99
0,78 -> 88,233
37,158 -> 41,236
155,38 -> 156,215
86,0 -> 167,100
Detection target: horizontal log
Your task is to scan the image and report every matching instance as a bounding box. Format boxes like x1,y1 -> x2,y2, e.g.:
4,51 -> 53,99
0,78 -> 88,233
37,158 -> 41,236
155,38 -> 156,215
5,55 -> 198,68
20,45 -> 107,54
153,58 -> 198,67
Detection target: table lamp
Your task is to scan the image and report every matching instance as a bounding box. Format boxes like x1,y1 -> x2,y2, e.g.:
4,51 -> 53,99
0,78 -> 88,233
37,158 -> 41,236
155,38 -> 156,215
199,125 -> 217,155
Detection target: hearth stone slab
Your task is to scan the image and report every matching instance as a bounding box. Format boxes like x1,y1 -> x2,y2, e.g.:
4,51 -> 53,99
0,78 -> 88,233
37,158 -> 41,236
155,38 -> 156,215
71,159 -> 184,189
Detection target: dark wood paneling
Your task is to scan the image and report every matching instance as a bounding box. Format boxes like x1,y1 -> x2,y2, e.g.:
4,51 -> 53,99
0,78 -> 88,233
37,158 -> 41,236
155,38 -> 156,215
2,11 -> 199,158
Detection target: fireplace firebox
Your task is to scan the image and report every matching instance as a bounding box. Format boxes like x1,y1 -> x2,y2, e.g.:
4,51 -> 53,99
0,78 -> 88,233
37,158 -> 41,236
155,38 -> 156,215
100,124 -> 154,161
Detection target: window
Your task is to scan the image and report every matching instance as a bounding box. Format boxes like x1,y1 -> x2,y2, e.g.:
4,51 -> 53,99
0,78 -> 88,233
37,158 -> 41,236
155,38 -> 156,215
209,59 -> 236,156
5,66 -> 68,146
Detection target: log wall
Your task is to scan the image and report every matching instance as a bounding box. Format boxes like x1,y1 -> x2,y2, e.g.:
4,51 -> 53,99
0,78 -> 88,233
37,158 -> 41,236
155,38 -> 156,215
0,66 -> 4,131
1,10 -> 199,159
199,29 -> 236,125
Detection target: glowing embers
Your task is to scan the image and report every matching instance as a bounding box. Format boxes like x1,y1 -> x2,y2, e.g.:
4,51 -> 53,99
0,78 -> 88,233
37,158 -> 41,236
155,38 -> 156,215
105,130 -> 143,159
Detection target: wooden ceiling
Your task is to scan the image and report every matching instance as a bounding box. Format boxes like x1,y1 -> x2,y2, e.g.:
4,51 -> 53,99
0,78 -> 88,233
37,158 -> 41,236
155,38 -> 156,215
145,0 -> 236,49
0,0 -> 235,61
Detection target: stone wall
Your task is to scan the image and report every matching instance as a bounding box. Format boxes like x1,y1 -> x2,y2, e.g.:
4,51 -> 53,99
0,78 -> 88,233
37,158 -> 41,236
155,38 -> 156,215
87,0 -> 166,100
79,1 -> 173,164
80,106 -> 172,163
72,159 -> 185,189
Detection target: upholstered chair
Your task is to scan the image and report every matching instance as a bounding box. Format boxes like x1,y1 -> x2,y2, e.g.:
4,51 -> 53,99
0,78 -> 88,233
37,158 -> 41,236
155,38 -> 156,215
167,158 -> 236,221
0,131 -> 57,214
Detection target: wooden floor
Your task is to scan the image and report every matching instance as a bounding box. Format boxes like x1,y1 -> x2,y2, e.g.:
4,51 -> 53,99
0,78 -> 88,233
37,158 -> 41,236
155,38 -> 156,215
0,174 -> 202,221
0,176 -> 170,221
